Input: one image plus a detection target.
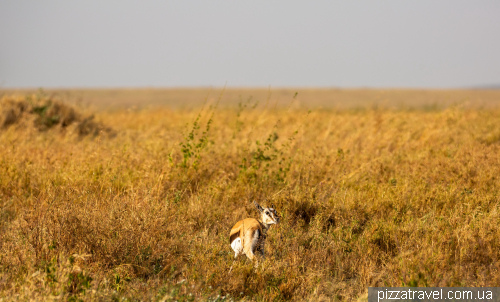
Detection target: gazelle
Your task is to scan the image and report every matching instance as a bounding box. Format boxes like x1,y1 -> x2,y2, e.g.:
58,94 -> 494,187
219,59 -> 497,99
229,201 -> 280,262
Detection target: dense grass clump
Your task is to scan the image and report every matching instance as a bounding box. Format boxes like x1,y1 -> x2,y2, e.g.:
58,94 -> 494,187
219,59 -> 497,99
0,93 -> 113,137
1,92 -> 500,301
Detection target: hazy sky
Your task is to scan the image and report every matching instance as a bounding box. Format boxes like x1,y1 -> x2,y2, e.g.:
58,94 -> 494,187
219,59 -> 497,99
1,1 -> 500,88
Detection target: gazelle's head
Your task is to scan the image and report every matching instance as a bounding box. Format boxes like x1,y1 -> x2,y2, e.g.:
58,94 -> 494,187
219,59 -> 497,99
254,201 -> 280,226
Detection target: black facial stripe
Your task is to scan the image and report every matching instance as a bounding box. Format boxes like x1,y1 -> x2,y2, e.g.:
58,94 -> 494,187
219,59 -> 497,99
264,208 -> 280,220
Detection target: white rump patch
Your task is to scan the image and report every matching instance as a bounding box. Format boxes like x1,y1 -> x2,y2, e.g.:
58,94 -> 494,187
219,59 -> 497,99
231,237 -> 243,257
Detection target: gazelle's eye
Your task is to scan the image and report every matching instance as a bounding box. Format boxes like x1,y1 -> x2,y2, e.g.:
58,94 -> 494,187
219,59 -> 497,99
265,211 -> 269,215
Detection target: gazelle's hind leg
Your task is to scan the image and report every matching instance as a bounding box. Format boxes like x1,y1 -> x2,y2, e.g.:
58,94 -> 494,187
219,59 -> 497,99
243,229 -> 259,261
243,229 -> 261,268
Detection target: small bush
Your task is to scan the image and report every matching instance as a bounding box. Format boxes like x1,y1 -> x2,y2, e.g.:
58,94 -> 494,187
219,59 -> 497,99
0,93 -> 113,137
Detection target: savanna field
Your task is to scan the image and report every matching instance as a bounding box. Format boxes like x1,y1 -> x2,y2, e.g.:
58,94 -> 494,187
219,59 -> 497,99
1,88 -> 500,301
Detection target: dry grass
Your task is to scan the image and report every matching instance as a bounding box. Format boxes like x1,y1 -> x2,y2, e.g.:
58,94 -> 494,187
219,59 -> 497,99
2,87 -> 500,110
1,90 -> 500,301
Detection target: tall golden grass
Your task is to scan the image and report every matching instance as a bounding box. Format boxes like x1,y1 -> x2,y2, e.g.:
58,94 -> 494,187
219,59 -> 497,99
1,90 -> 500,301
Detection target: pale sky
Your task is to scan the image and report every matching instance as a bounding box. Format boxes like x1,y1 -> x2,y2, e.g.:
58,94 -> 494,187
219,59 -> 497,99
1,1 -> 499,88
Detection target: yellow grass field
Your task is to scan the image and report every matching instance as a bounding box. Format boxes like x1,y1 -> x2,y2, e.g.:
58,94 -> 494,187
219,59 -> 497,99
2,87 -> 500,110
1,88 -> 500,301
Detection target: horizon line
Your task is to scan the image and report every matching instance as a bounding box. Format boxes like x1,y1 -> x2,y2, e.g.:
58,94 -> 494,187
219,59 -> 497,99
1,85 -> 499,91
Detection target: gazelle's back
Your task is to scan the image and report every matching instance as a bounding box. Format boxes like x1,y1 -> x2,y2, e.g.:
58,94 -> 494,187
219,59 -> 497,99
229,218 -> 262,244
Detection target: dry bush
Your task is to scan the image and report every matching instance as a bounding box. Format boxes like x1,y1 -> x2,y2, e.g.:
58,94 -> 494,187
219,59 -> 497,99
1,93 -> 500,301
0,93 -> 113,137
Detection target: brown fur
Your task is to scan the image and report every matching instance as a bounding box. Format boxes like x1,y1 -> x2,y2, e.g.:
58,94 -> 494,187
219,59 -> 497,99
230,218 -> 265,260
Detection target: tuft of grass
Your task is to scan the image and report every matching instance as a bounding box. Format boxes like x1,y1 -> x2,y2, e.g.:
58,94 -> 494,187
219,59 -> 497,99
1,92 -> 500,300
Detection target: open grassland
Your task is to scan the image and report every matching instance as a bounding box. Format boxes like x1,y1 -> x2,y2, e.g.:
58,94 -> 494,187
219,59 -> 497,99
1,90 -> 500,301
2,87 -> 500,110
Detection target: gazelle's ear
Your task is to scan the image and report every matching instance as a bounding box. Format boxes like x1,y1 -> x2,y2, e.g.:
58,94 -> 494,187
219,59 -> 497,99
254,201 -> 264,212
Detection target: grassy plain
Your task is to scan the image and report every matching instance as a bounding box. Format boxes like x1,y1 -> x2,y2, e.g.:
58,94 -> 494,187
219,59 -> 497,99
2,87 -> 500,110
1,89 -> 500,301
